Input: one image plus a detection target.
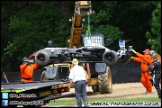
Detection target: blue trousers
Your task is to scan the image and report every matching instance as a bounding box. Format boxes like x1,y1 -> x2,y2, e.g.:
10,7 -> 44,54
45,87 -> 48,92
154,73 -> 161,98
75,80 -> 88,107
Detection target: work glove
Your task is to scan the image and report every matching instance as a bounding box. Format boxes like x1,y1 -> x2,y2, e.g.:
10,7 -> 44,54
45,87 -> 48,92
132,49 -> 136,53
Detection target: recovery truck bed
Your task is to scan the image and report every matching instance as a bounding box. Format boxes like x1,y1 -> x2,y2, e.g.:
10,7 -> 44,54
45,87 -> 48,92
1,80 -> 70,106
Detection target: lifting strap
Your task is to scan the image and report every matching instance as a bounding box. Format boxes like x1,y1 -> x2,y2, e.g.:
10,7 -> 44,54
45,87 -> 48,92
87,12 -> 91,40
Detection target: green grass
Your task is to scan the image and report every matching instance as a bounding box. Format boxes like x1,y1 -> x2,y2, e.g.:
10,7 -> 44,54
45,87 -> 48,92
46,97 -> 161,106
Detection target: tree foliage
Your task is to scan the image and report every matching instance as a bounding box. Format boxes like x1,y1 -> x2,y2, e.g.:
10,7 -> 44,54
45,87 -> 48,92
1,1 -> 159,71
146,1 -> 161,54
1,1 -> 73,71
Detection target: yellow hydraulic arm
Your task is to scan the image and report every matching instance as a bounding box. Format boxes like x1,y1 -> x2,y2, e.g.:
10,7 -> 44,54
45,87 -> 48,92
69,1 -> 93,48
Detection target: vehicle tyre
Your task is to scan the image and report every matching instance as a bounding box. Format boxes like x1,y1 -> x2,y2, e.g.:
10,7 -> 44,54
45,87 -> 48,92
98,66 -> 113,94
102,50 -> 118,66
35,50 -> 50,66
92,84 -> 99,92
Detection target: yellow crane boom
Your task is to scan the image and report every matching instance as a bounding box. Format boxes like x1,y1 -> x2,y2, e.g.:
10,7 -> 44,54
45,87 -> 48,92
69,1 -> 93,48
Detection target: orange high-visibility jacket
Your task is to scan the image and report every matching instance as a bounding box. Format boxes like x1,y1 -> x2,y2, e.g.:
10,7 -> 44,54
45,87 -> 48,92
132,52 -> 153,72
132,52 -> 153,93
20,63 -> 39,82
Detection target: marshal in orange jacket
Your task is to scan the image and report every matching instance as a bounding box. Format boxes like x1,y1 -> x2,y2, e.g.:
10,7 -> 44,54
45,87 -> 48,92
20,63 -> 39,83
132,52 -> 153,72
131,51 -> 153,93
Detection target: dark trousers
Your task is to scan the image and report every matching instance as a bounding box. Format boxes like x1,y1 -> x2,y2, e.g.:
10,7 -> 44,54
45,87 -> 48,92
75,80 -> 88,107
153,73 -> 161,98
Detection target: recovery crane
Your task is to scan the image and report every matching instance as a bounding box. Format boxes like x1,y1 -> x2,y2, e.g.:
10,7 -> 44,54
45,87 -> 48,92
69,1 -> 93,48
28,1 -> 132,94
68,1 -> 115,93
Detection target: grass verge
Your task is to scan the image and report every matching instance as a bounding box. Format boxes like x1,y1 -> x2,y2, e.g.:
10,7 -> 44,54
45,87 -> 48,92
46,97 -> 161,106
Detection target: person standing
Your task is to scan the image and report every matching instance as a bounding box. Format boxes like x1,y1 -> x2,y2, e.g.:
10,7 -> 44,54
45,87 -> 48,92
131,48 -> 153,93
68,58 -> 89,107
148,53 -> 161,99
20,57 -> 39,83
150,50 -> 161,64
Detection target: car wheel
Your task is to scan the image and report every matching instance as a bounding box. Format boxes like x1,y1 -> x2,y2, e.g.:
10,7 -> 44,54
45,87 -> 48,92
102,50 -> 118,66
35,50 -> 50,66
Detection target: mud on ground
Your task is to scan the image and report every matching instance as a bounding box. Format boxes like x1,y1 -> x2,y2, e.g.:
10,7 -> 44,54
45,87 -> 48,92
58,82 -> 161,100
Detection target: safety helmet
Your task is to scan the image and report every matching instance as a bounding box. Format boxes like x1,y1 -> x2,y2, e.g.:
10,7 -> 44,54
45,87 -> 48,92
72,58 -> 78,65
143,49 -> 150,53
22,57 -> 28,61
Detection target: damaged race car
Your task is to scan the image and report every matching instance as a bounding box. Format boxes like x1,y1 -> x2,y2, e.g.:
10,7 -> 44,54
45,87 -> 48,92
29,32 -> 132,66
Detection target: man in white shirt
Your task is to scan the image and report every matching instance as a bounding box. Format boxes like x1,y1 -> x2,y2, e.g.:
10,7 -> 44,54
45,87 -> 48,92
68,58 -> 89,107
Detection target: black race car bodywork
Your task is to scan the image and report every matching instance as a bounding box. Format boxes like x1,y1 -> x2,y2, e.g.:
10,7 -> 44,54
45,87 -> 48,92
29,41 -> 132,66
